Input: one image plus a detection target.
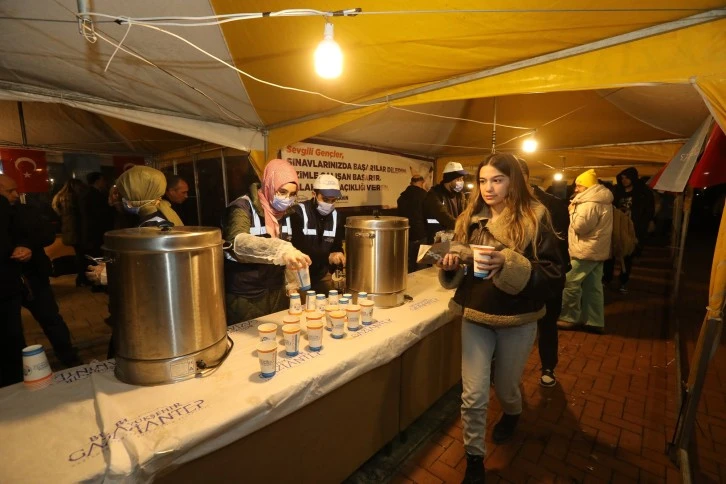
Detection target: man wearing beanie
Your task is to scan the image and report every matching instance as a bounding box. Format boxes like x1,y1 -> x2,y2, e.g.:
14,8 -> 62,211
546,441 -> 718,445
557,169 -> 613,334
423,161 -> 468,242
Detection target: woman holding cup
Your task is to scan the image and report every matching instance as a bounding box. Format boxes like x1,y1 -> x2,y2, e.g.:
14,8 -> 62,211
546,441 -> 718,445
437,153 -> 564,482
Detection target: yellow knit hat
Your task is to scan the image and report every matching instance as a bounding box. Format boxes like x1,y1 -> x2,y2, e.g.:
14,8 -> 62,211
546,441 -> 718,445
575,169 -> 598,188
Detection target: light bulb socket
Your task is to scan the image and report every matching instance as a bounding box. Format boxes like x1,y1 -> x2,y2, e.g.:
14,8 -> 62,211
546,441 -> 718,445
323,21 -> 334,40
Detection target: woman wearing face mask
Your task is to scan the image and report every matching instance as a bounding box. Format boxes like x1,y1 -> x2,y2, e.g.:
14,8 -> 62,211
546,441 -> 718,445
423,161 -> 468,243
83,165 -> 183,358
290,174 -> 345,295
223,158 -> 311,325
437,153 -> 564,483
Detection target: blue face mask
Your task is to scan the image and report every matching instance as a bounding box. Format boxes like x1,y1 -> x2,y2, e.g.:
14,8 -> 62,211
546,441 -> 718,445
271,195 -> 295,212
316,200 -> 334,216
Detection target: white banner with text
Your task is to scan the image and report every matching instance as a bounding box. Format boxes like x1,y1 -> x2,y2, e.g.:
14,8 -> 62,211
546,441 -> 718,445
283,142 -> 434,208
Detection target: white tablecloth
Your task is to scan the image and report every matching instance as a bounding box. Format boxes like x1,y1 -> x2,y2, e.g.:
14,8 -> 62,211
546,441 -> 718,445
0,268 -> 454,483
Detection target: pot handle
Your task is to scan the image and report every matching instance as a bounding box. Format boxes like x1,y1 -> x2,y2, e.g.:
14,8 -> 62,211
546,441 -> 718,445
195,335 -> 235,378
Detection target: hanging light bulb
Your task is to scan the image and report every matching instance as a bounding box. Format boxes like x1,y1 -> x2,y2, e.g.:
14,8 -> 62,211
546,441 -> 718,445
314,21 -> 343,79
553,172 -> 564,181
522,132 -> 538,153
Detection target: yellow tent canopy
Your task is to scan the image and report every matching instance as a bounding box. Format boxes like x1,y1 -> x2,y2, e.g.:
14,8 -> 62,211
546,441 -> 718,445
0,1 -> 723,179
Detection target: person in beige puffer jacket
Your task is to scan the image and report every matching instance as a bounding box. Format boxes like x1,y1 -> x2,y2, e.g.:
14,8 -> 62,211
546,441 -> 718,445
557,169 -> 613,333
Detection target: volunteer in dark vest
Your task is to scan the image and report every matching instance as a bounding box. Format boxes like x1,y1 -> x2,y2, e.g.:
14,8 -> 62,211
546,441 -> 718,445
290,174 -> 345,295
423,161 -> 468,243
223,159 -> 311,325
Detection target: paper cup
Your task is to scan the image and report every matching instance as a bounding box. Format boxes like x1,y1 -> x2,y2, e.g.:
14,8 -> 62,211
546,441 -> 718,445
258,322 -> 278,343
328,290 -> 339,305
325,304 -> 339,331
282,324 -> 301,357
360,299 -> 375,325
305,290 -> 317,311
347,304 -> 361,331
343,293 -> 353,301
315,294 -> 327,313
306,321 -> 324,351
357,292 -> 368,303
470,245 -> 495,278
305,309 -> 323,330
330,310 -> 347,339
289,293 -> 302,315
296,267 -> 312,291
257,340 -> 278,378
22,345 -> 52,390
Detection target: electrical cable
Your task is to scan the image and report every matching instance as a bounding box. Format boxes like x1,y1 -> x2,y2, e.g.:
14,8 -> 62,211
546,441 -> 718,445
123,21 -> 388,110
389,105 -> 531,130
50,0 -> 257,128
2,7 -> 714,25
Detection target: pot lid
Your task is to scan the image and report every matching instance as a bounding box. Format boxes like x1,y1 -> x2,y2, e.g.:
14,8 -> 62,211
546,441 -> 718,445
103,226 -> 222,252
345,216 -> 409,230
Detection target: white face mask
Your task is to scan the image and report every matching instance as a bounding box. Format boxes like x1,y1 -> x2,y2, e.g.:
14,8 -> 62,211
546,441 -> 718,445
316,200 -> 334,216
453,180 -> 465,192
271,195 -> 295,212
122,198 -> 158,214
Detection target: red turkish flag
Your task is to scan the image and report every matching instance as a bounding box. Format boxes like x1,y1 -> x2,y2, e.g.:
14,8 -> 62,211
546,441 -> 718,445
689,124 -> 726,188
112,156 -> 145,177
0,149 -> 49,193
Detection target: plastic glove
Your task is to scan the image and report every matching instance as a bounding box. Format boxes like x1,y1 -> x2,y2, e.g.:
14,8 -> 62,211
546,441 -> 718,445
328,252 -> 345,266
86,263 -> 107,286
281,247 -> 312,270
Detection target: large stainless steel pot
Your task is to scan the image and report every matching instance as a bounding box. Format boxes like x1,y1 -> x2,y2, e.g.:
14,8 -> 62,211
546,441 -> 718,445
104,226 -> 230,385
345,216 -> 409,307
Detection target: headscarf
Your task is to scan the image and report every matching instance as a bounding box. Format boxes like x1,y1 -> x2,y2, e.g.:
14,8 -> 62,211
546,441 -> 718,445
117,166 -> 183,226
258,158 -> 299,238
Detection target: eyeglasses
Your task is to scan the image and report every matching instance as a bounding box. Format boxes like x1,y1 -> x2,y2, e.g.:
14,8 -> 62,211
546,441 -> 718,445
275,188 -> 297,200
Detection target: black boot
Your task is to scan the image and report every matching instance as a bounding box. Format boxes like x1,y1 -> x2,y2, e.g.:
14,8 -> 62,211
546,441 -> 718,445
492,413 -> 520,444
462,453 -> 485,483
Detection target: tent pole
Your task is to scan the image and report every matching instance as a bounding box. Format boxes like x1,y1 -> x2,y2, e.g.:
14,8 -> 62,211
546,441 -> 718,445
16,102 -> 27,146
671,193 -> 684,261
220,148 -> 229,207
192,156 -> 202,225
672,187 -> 693,303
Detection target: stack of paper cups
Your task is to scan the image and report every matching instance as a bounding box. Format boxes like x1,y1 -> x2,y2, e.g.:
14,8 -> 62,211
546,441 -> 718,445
22,345 -> 52,391
305,290 -> 317,311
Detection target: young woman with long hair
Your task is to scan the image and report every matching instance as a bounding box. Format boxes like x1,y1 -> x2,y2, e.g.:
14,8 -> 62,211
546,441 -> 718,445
438,153 -> 565,483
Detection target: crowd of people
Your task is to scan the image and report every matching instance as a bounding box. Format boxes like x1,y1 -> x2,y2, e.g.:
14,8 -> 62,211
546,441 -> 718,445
1,155 -> 661,482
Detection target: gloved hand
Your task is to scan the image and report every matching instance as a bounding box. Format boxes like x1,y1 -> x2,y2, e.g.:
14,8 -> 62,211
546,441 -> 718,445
86,263 -> 107,286
328,252 -> 346,266
281,248 -> 312,270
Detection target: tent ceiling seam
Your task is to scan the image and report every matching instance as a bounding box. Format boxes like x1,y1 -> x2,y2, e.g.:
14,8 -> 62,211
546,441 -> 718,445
0,81 -> 258,129
267,8 -> 726,130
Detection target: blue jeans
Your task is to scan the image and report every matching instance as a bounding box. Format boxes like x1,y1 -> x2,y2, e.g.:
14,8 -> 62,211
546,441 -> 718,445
461,318 -> 537,456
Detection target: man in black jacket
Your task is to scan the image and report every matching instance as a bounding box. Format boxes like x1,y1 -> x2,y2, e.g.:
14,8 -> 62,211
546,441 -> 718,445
397,175 -> 428,272
0,175 -> 82,369
0,175 -> 30,387
423,161 -> 468,243
290,174 -> 345,295
519,160 -> 570,388
603,167 -> 655,293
